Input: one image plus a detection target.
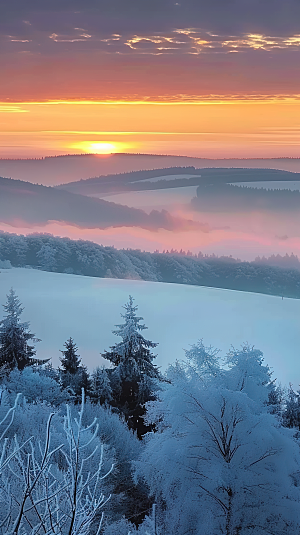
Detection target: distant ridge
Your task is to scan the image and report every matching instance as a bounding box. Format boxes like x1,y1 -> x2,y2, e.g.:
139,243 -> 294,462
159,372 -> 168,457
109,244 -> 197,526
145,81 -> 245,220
1,153 -> 300,162
56,167 -> 300,196
0,175 -> 200,232
1,154 -> 300,186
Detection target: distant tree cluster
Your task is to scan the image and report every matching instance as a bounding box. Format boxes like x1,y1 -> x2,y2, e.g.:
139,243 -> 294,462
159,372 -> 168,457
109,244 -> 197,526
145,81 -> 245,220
255,252 -> 300,271
192,182 -> 300,212
1,231 -> 300,298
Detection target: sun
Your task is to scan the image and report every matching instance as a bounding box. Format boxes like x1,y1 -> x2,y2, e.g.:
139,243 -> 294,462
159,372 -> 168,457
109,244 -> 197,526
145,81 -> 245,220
88,142 -> 117,154
68,140 -> 135,154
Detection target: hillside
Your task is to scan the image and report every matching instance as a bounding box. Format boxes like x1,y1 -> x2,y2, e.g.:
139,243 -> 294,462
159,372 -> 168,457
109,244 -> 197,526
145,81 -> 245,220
57,167 -> 300,197
1,153 -> 300,186
0,176 -> 198,231
1,231 -> 300,299
0,267 -> 299,386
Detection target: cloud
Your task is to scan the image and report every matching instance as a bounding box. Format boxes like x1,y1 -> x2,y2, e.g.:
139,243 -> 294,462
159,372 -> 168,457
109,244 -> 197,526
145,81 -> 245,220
2,0 -> 300,36
124,30 -> 300,55
3,25 -> 300,57
276,234 -> 289,240
1,1 -> 300,101
0,105 -> 28,112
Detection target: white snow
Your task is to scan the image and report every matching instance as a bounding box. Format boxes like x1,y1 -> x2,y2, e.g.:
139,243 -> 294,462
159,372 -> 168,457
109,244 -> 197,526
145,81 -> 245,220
136,174 -> 199,183
98,186 -> 198,211
0,267 -> 299,386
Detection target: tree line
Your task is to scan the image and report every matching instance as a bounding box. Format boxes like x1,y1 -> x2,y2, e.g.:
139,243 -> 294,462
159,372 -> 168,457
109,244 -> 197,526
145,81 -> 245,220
1,231 -> 300,298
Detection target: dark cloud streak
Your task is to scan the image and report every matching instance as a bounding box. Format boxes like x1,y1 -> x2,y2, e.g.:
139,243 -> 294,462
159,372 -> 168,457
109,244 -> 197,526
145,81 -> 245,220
1,0 -> 300,36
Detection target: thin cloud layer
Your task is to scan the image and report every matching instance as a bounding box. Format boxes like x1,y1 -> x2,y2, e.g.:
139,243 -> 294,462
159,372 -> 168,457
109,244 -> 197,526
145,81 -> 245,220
3,25 -> 300,56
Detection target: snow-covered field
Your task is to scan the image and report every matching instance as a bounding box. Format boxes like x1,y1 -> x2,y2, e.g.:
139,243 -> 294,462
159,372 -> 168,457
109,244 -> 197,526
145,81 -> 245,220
99,186 -> 198,211
0,268 -> 299,386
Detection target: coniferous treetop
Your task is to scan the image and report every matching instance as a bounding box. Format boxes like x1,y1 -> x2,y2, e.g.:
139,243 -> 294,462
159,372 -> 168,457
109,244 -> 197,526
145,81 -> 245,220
3,288 -> 24,322
0,288 -> 43,370
102,295 -> 160,381
59,337 -> 81,375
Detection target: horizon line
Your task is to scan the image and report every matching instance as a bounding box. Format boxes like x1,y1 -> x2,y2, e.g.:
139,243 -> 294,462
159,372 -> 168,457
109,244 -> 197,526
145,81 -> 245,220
0,153 -> 300,162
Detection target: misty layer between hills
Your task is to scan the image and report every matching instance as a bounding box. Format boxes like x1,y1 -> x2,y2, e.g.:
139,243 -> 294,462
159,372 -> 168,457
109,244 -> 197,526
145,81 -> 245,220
0,176 -> 201,231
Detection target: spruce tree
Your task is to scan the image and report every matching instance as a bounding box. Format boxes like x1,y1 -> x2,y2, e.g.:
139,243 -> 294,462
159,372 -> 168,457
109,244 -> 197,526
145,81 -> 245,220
0,288 -> 44,370
283,384 -> 300,429
60,337 -> 81,375
91,367 -> 112,405
59,338 -> 91,400
102,295 -> 161,438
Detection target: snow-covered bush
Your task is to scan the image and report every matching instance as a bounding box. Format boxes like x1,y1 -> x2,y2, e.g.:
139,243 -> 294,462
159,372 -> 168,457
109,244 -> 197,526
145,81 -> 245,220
136,344 -> 300,534
0,259 -> 11,269
0,390 -> 114,535
103,511 -> 157,535
3,366 -> 68,405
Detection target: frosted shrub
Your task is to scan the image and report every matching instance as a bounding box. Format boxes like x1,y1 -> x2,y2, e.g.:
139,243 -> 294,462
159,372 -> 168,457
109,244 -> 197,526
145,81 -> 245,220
3,366 -> 68,405
136,347 -> 300,534
0,389 -> 113,535
0,259 -> 11,269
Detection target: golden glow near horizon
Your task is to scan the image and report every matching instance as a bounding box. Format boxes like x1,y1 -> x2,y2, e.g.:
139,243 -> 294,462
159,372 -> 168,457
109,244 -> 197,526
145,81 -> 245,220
69,141 -> 135,154
0,99 -> 299,158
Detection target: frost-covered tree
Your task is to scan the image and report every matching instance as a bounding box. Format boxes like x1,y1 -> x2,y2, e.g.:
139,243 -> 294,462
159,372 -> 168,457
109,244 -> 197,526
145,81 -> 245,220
0,288 -> 45,371
60,337 -> 81,375
136,344 -> 300,534
283,384 -> 300,429
184,339 -> 221,378
36,243 -> 57,271
225,343 -> 273,404
102,296 -> 160,438
91,367 -> 113,405
60,338 -> 91,401
3,367 -> 69,406
0,390 -> 113,535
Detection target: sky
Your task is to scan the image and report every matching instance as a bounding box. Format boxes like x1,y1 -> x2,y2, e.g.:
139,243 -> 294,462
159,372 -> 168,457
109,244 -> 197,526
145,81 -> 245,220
1,0 -> 300,158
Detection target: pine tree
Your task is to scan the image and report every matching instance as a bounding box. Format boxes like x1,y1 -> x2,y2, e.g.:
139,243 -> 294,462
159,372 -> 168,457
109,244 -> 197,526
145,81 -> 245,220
283,384 -> 300,429
59,338 -> 91,400
60,337 -> 81,375
102,295 -> 160,438
0,288 -> 44,370
91,366 -> 113,405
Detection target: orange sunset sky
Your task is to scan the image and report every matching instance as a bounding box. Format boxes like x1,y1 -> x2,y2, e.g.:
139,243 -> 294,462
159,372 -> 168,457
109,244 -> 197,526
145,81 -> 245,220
1,0 -> 300,160
1,99 -> 300,160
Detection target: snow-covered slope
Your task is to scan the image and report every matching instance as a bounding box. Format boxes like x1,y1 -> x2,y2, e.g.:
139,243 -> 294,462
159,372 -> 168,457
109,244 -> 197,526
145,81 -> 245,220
0,268 -> 298,386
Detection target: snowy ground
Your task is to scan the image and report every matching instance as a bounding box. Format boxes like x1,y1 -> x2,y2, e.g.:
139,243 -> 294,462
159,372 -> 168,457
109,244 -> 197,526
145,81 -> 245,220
98,186 -> 198,211
0,268 -> 299,387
